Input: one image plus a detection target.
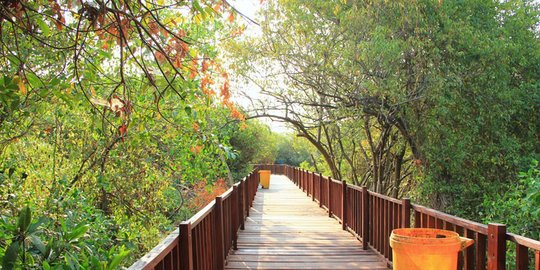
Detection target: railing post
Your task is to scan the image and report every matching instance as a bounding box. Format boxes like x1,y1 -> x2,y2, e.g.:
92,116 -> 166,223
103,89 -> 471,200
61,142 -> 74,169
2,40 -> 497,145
535,251 -> 539,270
487,223 -> 506,270
328,177 -> 332,217
300,169 -> 303,191
341,180 -> 347,230
179,221 -> 193,270
401,198 -> 411,228
253,172 -> 258,206
215,197 -> 225,269
319,172 -> 323,208
239,181 -> 245,230
361,186 -> 369,250
303,169 -> 306,190
306,170 -> 310,196
233,185 -> 239,250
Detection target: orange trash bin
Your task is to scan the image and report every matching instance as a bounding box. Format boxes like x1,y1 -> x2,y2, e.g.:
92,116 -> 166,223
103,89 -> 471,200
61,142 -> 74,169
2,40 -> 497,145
390,228 -> 474,270
259,170 -> 271,189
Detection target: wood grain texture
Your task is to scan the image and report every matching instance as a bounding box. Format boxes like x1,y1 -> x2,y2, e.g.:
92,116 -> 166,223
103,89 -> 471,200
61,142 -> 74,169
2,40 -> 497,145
225,175 -> 389,270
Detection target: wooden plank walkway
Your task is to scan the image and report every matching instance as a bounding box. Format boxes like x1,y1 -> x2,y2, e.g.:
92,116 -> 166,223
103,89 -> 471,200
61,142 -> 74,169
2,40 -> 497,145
226,175 -> 389,270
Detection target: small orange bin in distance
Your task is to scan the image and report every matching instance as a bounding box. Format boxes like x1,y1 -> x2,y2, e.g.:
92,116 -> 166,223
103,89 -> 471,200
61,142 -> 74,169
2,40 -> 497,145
258,170 -> 271,189
390,228 -> 474,270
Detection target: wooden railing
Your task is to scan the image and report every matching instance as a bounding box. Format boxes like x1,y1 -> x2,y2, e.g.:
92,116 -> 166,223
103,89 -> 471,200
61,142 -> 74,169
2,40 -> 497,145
128,170 -> 259,270
277,165 -> 540,270
130,164 -> 539,270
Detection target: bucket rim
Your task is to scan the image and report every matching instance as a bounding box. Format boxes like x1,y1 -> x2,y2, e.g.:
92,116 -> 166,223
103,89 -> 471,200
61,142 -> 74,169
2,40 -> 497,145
390,228 -> 462,245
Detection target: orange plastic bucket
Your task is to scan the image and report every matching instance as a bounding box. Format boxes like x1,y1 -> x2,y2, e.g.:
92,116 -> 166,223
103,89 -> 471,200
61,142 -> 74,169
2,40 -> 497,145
259,170 -> 271,189
390,228 -> 474,270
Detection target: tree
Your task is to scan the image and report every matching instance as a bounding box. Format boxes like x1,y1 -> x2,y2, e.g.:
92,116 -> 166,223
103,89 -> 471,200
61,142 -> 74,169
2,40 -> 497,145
0,0 -> 254,267
274,133 -> 314,167
228,120 -> 278,179
229,0 -> 422,194
228,0 -> 540,213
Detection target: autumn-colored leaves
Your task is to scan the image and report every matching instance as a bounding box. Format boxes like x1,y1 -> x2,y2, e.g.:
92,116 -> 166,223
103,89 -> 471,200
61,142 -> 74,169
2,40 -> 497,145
5,0 -> 246,146
188,178 -> 228,210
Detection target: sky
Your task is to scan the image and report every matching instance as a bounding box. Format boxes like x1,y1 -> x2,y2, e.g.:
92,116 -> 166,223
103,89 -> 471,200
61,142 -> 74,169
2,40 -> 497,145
226,0 -> 293,134
228,0 -> 260,21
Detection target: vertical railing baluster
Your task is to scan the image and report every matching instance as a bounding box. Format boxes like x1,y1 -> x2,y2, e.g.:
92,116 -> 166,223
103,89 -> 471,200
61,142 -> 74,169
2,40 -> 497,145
402,198 -> 410,228
239,180 -> 245,230
328,177 -> 332,217
311,172 -> 315,201
362,186 -> 369,250
342,180 -> 347,230
319,173 -> 323,208
245,174 -> 250,217
476,232 -> 487,269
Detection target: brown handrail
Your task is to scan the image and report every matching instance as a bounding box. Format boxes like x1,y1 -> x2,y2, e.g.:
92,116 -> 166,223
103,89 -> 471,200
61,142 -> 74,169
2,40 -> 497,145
281,164 -> 540,270
128,169 -> 260,270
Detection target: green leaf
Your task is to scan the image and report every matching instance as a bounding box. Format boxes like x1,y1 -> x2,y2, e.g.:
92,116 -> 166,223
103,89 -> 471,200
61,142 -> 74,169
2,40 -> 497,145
7,55 -> 20,66
66,223 -> 89,242
27,217 -> 46,234
192,0 -> 204,14
36,18 -> 51,36
42,261 -> 51,270
26,72 -> 44,88
52,89 -> 74,107
30,234 -> 46,254
65,253 -> 78,270
185,106 -> 192,116
2,241 -> 20,270
17,206 -> 31,233
107,248 -> 130,270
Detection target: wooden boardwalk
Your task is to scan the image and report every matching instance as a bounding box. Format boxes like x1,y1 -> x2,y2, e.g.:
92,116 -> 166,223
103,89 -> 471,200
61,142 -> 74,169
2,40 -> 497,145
226,175 -> 389,270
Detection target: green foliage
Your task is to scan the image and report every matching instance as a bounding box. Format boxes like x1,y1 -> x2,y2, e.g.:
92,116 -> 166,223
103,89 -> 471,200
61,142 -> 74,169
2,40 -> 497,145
0,0 -> 256,268
0,205 -> 125,269
482,160 -> 540,268
413,0 -> 540,217
274,134 -> 314,167
483,160 -> 540,240
228,120 -> 278,179
231,0 -> 540,214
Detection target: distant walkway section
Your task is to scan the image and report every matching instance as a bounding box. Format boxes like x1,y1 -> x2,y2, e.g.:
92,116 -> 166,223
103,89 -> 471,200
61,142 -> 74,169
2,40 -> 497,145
225,175 -> 389,269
